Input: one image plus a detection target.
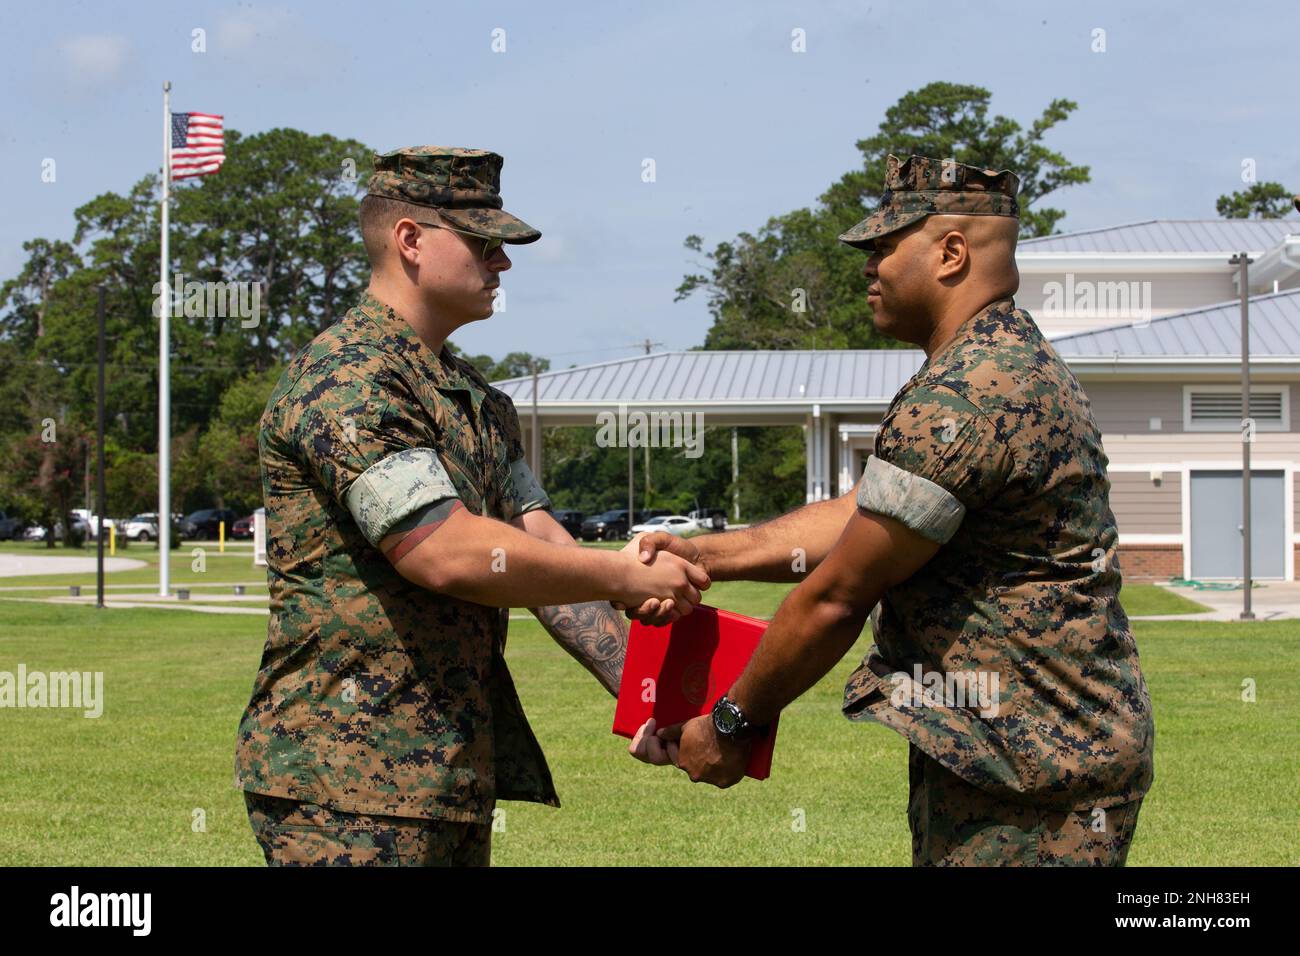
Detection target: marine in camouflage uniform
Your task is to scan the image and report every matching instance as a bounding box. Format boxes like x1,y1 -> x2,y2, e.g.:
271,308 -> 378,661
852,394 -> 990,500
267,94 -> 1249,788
837,156 -> 1154,865
235,147 -> 625,866
634,155 -> 1153,867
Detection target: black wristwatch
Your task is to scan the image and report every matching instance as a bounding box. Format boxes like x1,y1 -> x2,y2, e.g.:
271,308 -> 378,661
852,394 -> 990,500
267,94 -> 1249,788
711,694 -> 768,740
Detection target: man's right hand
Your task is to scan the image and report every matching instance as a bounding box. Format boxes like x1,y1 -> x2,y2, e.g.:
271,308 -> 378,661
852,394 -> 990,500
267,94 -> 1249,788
616,532 -> 709,626
614,542 -> 709,618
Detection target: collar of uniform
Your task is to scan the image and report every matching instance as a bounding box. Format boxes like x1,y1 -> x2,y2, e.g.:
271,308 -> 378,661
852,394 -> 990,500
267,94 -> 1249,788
922,295 -> 1017,373
354,291 -> 488,413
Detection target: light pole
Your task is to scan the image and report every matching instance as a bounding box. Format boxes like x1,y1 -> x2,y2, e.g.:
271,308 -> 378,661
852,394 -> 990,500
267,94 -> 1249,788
1229,252 -> 1254,621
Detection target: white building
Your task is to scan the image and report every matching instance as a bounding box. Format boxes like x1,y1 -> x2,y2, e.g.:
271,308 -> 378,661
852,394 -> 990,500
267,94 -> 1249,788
495,218 -> 1300,582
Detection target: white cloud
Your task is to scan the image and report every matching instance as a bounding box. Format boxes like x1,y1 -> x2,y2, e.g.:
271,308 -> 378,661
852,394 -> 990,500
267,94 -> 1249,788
214,8 -> 295,52
59,34 -> 130,82
210,7 -> 339,83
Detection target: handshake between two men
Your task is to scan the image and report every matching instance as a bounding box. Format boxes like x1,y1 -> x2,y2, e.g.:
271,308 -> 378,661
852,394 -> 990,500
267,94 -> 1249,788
613,486 -> 938,790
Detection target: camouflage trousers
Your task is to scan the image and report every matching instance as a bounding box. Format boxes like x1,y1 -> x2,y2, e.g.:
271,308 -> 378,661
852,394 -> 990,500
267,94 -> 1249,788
907,746 -> 1143,866
244,791 -> 492,867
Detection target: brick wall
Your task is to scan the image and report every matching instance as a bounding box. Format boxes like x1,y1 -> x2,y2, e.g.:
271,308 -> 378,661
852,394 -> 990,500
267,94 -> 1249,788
1117,544 -> 1183,582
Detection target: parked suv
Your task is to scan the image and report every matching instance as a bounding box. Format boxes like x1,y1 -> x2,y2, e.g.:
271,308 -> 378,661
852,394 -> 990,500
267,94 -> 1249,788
580,508 -> 672,541
550,510 -> 585,537
180,508 -> 239,540
123,513 -> 161,541
0,510 -> 29,540
580,509 -> 633,541
120,513 -> 184,546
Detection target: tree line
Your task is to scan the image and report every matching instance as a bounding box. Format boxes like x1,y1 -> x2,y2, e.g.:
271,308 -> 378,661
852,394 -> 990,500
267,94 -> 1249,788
2,82 -> 1286,544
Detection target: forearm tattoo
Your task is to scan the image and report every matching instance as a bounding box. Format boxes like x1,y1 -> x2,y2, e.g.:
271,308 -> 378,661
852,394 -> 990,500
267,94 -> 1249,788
531,600 -> 628,697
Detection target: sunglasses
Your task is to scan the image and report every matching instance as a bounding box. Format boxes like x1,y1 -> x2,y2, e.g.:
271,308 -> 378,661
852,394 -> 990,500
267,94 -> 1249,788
416,221 -> 504,260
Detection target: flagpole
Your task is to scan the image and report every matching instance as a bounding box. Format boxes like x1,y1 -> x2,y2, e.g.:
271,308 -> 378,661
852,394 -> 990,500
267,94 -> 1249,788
159,80 -> 171,596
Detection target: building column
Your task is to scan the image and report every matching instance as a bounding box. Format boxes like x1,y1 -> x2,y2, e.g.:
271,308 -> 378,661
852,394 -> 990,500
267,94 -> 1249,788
804,405 -> 833,503
818,410 -> 832,501
838,427 -> 852,495
804,415 -> 815,504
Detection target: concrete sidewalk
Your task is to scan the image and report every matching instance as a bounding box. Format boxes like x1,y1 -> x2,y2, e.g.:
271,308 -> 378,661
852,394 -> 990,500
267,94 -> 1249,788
1131,582 -> 1300,622
0,594 -> 269,615
0,553 -> 146,577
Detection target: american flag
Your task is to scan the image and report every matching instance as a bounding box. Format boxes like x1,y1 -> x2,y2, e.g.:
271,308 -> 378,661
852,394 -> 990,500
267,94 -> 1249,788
169,112 -> 225,179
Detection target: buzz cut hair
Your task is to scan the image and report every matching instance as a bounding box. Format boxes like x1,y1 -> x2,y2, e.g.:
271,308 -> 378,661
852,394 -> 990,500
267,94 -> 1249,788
358,194 -> 437,265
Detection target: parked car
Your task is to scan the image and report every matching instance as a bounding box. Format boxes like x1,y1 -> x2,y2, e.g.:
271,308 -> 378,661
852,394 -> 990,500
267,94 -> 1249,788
23,516 -> 91,542
180,508 -> 239,540
628,515 -> 698,538
550,509 -> 585,537
230,515 -> 255,540
688,507 -> 729,531
70,508 -> 116,539
120,513 -> 182,547
0,510 -> 29,540
580,509 -> 633,541
122,513 -> 162,541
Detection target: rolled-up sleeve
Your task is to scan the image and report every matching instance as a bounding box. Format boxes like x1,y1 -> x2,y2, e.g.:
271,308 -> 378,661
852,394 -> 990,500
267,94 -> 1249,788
857,383 -> 1011,542
857,455 -> 965,544
279,352 -> 463,547
486,387 -> 552,519
344,448 -> 461,546
506,458 -> 552,516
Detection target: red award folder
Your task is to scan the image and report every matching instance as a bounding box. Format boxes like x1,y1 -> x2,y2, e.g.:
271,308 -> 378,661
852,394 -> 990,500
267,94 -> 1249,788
612,604 -> 779,780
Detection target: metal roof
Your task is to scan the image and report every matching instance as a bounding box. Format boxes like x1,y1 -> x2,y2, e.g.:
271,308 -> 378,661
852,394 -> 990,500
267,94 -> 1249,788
493,348 -> 926,405
493,291 -> 1300,404
1019,219 -> 1300,255
1052,287 -> 1300,358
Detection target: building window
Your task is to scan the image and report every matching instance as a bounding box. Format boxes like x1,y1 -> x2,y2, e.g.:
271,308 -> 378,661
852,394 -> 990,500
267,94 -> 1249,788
1183,385 -> 1289,432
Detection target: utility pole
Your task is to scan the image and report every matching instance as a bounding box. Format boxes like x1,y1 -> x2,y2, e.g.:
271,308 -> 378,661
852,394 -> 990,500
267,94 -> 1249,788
96,286 -> 106,610
639,339 -> 659,507
621,340 -> 665,532
731,426 -> 740,522
530,360 -> 540,477
1229,252 -> 1255,621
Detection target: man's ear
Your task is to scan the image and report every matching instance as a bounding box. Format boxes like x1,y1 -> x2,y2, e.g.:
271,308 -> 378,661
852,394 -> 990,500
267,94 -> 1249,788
393,218 -> 423,268
936,230 -> 970,280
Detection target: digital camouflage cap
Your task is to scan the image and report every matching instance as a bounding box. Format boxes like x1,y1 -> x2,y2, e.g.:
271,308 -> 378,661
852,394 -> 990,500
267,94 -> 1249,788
839,154 -> 1020,250
366,145 -> 541,244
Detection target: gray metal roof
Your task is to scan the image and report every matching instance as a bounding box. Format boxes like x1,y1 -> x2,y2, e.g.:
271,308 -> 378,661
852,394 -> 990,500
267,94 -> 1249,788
1019,219 -> 1300,255
493,348 -> 926,405
494,291 -> 1300,404
1052,287 -> 1300,358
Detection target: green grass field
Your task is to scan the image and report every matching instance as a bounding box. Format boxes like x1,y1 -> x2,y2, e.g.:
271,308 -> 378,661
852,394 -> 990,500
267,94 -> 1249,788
0,572 -> 1293,866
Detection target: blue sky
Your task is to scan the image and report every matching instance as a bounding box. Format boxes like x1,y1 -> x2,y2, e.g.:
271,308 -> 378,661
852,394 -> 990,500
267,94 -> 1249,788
2,0 -> 1297,367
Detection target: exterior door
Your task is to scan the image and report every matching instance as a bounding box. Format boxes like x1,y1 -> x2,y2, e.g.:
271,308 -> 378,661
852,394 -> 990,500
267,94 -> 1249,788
1189,470 -> 1285,579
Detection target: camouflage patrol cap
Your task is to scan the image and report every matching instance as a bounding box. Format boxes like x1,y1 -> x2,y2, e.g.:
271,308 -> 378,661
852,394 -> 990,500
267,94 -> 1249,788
366,146 -> 541,244
839,154 -> 1020,250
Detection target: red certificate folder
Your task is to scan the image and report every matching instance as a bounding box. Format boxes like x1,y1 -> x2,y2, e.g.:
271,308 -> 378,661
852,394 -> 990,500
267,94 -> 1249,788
612,604 -> 780,780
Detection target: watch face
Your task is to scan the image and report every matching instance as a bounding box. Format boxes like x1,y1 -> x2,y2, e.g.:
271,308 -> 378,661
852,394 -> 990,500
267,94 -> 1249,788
713,700 -> 742,736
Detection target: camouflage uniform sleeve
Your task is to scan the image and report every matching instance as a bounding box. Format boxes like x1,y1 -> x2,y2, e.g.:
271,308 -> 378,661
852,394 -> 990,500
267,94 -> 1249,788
858,383 -> 1012,542
488,387 -> 551,519
281,352 -> 461,547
